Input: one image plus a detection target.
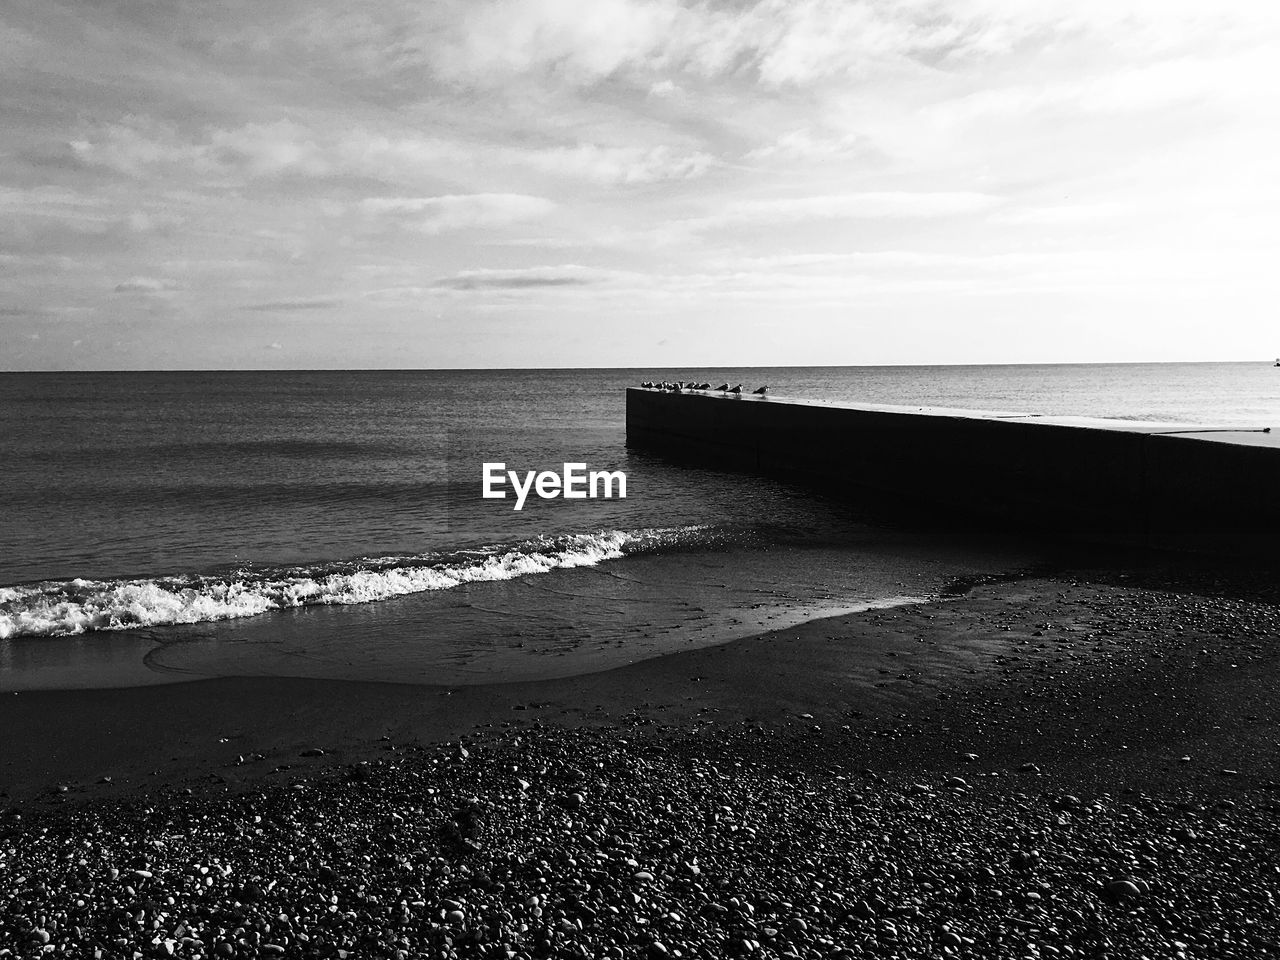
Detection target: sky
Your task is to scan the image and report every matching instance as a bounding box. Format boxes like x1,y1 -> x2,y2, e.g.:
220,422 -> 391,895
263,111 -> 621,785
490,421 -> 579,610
2,0 -> 1278,370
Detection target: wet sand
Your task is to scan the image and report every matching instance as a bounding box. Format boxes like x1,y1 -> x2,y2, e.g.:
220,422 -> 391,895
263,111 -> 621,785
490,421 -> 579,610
4,570 -> 1277,802
2,534 -> 1018,690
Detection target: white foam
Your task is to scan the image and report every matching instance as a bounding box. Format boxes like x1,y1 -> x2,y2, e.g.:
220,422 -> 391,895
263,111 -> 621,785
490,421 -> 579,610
0,529 -> 688,639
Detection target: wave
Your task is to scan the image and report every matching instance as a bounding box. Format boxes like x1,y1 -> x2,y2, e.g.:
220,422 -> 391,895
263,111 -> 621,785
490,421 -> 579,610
0,527 -> 710,640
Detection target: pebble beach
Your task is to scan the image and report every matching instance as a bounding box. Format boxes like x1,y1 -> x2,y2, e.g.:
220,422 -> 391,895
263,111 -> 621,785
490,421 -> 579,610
7,0 -> 1280,953
3,565 -> 1278,959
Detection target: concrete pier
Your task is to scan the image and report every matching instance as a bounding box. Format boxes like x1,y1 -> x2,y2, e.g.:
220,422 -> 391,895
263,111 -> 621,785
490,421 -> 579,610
626,388 -> 1280,555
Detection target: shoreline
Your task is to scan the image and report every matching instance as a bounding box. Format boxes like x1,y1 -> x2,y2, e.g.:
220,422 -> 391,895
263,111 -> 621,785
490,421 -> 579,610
4,566 -> 1276,802
0,591 -> 943,694
4,568 -> 1279,956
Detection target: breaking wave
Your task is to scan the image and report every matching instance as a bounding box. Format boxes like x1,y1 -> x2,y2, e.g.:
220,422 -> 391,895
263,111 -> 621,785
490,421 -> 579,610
0,527 -> 710,639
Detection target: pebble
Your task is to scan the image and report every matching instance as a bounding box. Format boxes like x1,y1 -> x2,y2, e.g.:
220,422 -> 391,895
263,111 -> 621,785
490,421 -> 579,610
2,577 -> 1277,959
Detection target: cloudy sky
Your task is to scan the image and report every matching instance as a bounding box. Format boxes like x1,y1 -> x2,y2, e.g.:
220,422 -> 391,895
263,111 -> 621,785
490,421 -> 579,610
3,0 -> 1277,370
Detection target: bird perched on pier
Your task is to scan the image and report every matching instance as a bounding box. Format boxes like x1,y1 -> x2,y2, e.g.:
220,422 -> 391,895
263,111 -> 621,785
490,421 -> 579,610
752,385 -> 768,395
729,383 -> 742,394
696,382 -> 711,390
715,383 -> 729,392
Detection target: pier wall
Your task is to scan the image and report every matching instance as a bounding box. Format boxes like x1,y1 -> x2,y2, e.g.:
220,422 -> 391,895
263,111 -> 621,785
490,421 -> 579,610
625,388 -> 1280,555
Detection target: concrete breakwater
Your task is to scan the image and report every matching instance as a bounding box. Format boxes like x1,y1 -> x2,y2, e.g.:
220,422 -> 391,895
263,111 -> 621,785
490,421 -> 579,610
626,388 -> 1280,555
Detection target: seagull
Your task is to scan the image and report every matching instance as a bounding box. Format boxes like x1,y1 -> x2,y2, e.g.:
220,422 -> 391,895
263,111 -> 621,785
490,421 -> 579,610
696,382 -> 711,390
715,383 -> 729,392
729,383 -> 742,394
752,385 -> 768,395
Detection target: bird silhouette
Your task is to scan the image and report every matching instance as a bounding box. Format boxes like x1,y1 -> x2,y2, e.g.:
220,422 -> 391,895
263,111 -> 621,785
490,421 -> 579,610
729,383 -> 742,394
715,383 -> 729,392
752,385 -> 768,395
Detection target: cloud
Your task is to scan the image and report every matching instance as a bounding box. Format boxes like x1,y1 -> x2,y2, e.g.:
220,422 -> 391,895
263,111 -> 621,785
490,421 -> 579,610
113,276 -> 180,293
745,129 -> 880,163
920,51 -> 1276,136
0,188 -> 135,248
717,249 -> 1060,274
0,186 -> 104,211
239,298 -> 342,312
339,0 -> 1273,91
992,201 -> 1138,225
69,120 -> 715,188
426,264 -> 624,291
7,0 -> 1279,370
690,191 -> 999,231
339,131 -> 715,185
71,120 -> 330,180
717,251 -> 947,270
392,0 -> 929,87
422,0 -> 682,85
701,244 -> 1280,299
520,143 -> 715,184
491,237 -> 597,249
435,275 -> 591,291
357,194 -> 554,233
125,210 -> 187,234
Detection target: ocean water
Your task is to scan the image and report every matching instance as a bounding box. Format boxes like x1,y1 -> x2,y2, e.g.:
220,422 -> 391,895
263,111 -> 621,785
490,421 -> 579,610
2,363 -> 1275,689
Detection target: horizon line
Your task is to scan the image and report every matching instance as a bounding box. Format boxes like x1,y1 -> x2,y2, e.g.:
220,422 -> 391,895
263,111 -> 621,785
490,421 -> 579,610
0,358 -> 1272,375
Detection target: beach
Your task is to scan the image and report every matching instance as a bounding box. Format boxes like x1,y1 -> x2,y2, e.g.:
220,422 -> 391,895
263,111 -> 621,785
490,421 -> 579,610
4,369 -> 1279,959
8,0 -> 1280,952
4,561 -> 1278,957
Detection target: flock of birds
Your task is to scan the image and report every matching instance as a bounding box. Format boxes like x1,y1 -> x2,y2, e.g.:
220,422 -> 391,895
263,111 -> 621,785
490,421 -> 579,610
639,380 -> 768,396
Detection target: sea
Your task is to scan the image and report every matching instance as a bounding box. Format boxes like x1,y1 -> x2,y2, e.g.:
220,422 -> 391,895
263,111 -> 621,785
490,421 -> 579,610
2,363 -> 1276,690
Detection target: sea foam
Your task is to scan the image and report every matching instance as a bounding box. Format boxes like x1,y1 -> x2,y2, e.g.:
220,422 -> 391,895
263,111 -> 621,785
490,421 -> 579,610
0,528 -> 704,639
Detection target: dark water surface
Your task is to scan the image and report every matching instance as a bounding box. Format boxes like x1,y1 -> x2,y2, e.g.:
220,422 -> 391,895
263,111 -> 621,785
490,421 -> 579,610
2,363 -> 1274,688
